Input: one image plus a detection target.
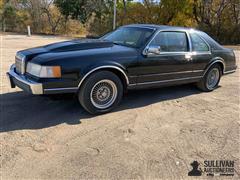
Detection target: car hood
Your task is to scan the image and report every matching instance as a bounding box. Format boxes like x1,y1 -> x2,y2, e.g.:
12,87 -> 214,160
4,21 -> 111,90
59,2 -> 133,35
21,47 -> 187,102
18,39 -> 114,60
44,39 -> 114,52
18,39 -> 138,65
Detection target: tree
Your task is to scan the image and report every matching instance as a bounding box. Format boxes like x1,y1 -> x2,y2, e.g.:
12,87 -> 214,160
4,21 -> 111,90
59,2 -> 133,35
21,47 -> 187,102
41,0 -> 63,34
0,0 -> 4,31
54,0 -> 117,35
2,1 -> 17,31
54,0 -> 91,24
0,0 -> 238,44
17,0 -> 46,32
193,0 -> 240,44
117,0 -> 194,26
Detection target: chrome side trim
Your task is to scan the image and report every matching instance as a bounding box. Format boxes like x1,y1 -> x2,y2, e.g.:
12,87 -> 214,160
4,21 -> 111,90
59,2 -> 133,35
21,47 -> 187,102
44,87 -> 79,92
192,51 -> 211,55
78,66 -> 129,88
145,51 -> 211,57
192,70 -> 204,73
224,69 -> 236,74
7,64 -> 43,94
203,60 -> 225,76
129,70 -> 204,78
129,76 -> 203,86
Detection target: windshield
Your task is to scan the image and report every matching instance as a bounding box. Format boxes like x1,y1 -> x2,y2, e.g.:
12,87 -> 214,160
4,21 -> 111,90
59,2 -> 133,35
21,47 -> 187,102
102,27 -> 155,48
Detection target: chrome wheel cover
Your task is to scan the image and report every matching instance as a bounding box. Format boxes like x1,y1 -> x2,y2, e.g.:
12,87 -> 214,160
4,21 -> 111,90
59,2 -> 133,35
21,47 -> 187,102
206,68 -> 220,90
90,79 -> 118,109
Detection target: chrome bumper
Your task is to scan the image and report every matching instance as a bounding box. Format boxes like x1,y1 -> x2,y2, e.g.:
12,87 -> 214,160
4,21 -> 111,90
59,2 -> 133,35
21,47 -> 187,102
7,64 -> 43,94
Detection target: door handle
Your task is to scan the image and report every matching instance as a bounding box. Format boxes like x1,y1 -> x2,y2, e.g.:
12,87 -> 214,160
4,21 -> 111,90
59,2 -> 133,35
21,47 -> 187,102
185,53 -> 193,61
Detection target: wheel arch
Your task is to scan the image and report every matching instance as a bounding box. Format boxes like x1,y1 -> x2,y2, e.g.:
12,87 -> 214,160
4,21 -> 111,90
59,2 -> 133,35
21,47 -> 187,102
78,65 -> 129,90
203,58 -> 225,76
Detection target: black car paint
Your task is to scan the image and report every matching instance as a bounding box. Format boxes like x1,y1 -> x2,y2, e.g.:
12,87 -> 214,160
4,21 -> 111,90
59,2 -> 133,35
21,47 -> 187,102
20,40 -> 139,89
13,24 -> 237,93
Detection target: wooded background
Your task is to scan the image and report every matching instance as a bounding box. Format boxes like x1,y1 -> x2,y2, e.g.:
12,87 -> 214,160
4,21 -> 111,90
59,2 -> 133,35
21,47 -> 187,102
0,0 -> 239,44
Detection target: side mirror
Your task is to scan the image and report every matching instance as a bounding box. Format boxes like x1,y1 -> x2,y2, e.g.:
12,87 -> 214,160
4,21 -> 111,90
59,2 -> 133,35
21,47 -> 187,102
145,45 -> 161,55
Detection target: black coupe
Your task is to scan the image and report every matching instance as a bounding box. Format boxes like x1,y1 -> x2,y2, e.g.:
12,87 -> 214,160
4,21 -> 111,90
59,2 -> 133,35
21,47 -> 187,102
7,24 -> 237,114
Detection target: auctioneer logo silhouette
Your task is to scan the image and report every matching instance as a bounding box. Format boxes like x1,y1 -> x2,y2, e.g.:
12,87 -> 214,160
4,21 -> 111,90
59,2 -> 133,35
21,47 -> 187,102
188,161 -> 202,176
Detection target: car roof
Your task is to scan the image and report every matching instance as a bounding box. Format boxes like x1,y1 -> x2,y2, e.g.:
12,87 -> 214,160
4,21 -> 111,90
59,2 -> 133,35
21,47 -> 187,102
122,24 -> 194,32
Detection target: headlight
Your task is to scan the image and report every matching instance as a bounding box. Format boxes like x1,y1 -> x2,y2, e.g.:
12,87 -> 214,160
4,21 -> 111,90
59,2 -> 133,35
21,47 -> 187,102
26,62 -> 61,78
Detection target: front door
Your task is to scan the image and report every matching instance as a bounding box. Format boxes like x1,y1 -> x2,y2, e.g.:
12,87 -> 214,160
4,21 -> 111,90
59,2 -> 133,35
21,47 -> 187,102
137,31 -> 195,85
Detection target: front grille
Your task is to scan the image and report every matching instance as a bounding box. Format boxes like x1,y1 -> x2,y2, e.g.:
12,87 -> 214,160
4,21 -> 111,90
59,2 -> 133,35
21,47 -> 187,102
15,53 -> 25,74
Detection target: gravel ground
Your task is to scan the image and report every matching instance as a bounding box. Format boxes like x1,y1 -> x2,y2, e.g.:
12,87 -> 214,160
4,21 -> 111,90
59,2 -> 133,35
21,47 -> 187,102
0,34 -> 239,179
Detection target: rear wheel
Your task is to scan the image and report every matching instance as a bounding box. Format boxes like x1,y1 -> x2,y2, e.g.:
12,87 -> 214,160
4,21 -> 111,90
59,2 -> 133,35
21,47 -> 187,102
78,71 -> 123,114
197,64 -> 222,92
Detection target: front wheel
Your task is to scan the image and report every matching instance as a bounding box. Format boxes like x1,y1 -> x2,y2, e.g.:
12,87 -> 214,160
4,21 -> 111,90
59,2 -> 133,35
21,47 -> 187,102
78,71 -> 123,114
197,64 -> 222,92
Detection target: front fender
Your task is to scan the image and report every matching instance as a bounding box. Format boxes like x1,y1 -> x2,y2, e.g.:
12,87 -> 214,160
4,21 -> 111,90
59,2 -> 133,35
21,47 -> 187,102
78,61 -> 129,88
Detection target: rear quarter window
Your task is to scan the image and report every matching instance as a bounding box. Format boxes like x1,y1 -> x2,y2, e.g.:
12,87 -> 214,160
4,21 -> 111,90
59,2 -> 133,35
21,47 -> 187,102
190,33 -> 209,52
197,31 -> 223,50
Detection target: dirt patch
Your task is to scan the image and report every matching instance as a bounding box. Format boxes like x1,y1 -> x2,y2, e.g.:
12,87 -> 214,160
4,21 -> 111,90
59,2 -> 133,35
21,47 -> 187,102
1,35 -> 239,179
224,45 -> 240,50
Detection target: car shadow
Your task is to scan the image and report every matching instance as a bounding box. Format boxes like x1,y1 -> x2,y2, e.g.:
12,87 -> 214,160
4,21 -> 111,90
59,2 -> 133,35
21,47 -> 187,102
0,84 -> 202,133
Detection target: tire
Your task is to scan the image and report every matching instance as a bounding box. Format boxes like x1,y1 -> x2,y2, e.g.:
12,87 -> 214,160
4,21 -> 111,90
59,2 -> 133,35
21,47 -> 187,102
197,64 -> 222,92
78,71 -> 123,114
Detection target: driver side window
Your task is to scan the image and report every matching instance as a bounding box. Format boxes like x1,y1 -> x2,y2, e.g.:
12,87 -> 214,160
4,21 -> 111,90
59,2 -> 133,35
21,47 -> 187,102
150,31 -> 188,52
